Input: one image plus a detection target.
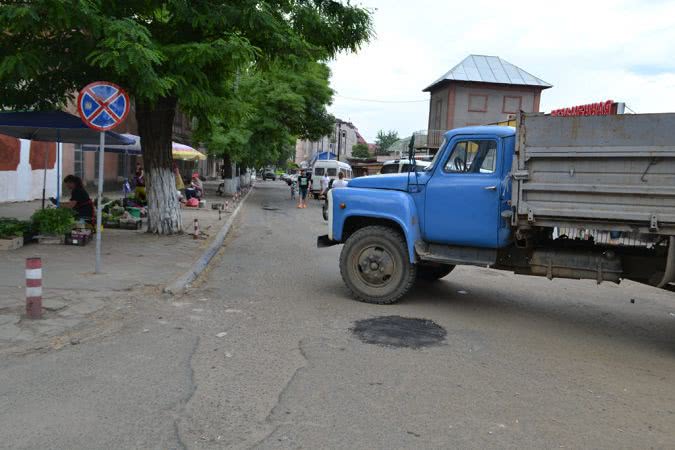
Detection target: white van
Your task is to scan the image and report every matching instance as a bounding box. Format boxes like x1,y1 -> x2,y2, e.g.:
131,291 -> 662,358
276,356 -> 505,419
379,159 -> 431,174
311,160 -> 352,198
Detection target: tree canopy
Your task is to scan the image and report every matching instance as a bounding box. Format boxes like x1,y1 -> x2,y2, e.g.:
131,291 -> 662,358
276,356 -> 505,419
0,1 -> 373,233
375,130 -> 400,155
350,143 -> 371,159
197,57 -> 335,168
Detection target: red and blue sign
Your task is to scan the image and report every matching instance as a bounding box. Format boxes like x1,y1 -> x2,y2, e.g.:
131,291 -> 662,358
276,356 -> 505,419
77,81 -> 130,131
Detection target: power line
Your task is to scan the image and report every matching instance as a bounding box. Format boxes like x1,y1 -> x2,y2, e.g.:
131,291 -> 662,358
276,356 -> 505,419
335,94 -> 428,104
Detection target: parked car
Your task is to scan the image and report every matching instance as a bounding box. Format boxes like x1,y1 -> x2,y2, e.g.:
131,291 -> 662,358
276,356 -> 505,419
379,158 -> 431,174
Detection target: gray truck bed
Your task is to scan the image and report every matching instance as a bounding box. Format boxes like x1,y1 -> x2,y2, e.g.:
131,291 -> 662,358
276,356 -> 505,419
513,112 -> 675,235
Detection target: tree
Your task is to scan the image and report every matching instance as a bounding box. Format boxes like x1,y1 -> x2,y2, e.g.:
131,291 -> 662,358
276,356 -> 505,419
375,130 -> 400,155
351,143 -> 370,159
0,1 -> 372,234
198,58 -> 336,169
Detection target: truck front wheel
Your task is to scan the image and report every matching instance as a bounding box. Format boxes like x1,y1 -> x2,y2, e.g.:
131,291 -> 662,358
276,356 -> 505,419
339,226 -> 417,304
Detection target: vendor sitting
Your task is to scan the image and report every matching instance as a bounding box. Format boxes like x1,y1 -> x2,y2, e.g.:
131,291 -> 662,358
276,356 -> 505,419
61,175 -> 94,223
185,173 -> 203,200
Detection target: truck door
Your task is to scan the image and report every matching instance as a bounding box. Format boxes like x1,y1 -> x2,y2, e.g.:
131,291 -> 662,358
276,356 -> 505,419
424,138 -> 501,247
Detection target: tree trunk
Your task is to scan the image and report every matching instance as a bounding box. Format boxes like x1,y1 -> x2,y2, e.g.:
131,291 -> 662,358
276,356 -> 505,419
136,97 -> 182,234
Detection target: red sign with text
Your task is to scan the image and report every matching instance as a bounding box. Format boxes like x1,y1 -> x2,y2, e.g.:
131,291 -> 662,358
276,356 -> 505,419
551,100 -> 617,117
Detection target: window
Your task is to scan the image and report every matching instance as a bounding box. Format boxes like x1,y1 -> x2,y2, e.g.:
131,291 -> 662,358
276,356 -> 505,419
443,140 -> 497,174
327,168 -> 337,177
468,94 -> 488,112
74,145 -> 84,179
314,168 -> 324,176
380,164 -> 398,174
502,96 -> 522,114
433,98 -> 443,130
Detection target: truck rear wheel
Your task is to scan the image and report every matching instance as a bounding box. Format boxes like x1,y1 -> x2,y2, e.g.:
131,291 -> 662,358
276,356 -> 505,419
417,263 -> 455,281
339,226 -> 417,304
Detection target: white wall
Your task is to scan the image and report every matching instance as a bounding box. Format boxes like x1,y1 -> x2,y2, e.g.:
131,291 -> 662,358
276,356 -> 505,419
0,139 -> 60,203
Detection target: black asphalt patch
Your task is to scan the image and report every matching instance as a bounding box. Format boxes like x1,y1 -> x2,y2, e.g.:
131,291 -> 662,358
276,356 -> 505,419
351,316 -> 447,349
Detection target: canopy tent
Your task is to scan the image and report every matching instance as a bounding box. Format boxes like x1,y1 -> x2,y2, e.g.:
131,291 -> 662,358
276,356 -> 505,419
0,111 -> 134,207
82,134 -> 206,161
308,151 -> 337,167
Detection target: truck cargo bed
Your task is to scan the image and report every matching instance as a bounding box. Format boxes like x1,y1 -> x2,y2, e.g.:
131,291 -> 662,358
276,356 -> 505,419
513,112 -> 675,235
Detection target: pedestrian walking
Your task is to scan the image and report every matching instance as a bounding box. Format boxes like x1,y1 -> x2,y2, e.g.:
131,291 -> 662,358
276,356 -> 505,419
290,175 -> 297,200
320,173 -> 330,198
297,169 -> 311,208
332,171 -> 348,189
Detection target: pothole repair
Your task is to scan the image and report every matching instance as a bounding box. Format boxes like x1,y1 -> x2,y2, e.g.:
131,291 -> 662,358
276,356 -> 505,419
351,315 -> 447,349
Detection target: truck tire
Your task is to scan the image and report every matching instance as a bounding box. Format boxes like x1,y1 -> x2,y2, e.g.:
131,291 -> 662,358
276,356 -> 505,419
417,263 -> 455,281
339,226 -> 417,304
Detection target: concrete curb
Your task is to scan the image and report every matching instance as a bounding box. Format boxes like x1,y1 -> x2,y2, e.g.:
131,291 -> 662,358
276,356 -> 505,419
164,186 -> 254,295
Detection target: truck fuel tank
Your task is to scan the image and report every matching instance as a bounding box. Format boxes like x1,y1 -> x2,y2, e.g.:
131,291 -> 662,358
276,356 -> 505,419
529,249 -> 622,284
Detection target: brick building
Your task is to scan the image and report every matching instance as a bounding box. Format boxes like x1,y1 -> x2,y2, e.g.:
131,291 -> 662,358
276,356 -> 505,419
423,55 -> 551,150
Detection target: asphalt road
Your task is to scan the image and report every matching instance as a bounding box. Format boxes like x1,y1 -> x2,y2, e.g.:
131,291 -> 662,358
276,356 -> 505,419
1,181 -> 674,449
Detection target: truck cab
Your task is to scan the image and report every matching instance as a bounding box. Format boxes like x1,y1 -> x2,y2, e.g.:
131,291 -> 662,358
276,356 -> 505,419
319,126 -> 516,304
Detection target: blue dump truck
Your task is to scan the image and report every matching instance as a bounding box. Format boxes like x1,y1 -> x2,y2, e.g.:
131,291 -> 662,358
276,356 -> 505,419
318,112 -> 675,304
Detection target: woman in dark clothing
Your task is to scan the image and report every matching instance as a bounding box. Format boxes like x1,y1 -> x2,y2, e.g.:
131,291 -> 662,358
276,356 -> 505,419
62,175 -> 94,223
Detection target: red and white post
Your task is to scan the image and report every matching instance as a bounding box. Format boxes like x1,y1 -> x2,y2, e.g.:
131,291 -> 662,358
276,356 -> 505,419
25,257 -> 42,319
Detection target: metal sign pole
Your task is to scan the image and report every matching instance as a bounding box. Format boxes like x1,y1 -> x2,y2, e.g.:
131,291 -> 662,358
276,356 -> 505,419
95,131 -> 105,274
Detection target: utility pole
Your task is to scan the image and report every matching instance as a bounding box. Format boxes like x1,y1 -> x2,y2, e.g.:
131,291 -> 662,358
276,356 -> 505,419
336,122 -> 341,160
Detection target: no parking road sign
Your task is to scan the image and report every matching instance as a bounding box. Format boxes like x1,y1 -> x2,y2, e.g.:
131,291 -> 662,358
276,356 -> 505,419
77,81 -> 131,274
77,81 -> 130,131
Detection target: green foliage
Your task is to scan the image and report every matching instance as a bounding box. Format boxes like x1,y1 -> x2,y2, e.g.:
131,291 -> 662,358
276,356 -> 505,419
0,1 -> 373,232
351,143 -> 371,159
31,208 -> 75,236
375,130 -> 400,155
197,58 -> 336,167
0,218 -> 31,239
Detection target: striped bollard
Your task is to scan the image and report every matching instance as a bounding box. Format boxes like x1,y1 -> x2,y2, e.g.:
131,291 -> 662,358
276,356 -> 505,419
25,257 -> 42,319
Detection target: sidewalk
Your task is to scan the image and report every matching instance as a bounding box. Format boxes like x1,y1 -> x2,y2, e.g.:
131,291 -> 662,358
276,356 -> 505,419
0,180 -> 250,350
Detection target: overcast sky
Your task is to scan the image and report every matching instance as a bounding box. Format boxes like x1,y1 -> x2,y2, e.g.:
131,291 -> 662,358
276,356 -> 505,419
328,0 -> 675,143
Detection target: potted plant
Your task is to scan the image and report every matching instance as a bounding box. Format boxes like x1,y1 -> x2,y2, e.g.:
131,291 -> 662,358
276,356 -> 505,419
31,208 -> 75,244
0,218 -> 30,250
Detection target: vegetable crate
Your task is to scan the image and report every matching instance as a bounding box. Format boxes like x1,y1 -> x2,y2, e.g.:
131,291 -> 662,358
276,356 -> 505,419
65,232 -> 92,246
37,234 -> 65,245
0,236 -> 23,251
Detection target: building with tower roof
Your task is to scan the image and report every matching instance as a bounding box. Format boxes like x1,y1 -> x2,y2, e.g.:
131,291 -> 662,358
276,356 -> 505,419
423,55 -> 552,150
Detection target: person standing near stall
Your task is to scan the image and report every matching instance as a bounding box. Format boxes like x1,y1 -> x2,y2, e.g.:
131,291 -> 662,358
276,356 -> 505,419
133,162 -> 146,202
60,175 -> 94,224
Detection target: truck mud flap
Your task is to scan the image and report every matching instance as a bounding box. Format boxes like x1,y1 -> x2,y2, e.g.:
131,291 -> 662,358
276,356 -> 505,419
656,236 -> 675,288
317,235 -> 338,248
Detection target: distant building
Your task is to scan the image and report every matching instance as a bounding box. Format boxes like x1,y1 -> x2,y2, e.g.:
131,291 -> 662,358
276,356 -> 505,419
295,119 -> 367,167
422,55 -> 551,150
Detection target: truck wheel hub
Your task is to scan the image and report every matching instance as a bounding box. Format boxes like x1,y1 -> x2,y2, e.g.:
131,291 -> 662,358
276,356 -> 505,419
356,246 -> 395,286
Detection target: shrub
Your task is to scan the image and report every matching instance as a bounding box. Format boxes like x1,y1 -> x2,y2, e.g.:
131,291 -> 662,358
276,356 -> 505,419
31,208 -> 75,236
0,218 -> 31,239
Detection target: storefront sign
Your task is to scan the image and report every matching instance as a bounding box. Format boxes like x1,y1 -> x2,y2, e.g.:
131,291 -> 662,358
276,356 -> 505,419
551,100 -> 618,117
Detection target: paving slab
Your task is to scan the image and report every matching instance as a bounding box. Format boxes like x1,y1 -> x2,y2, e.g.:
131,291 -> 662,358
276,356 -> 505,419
0,182 -> 252,349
